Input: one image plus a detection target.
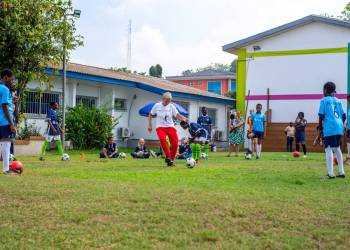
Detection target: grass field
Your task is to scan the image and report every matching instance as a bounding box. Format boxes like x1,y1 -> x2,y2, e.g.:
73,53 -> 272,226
1,151 -> 350,249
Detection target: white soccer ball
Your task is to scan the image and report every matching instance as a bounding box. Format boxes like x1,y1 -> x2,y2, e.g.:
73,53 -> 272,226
61,153 -> 70,161
9,154 -> 15,161
245,154 -> 252,160
200,153 -> 207,159
186,157 -> 196,168
119,152 -> 126,159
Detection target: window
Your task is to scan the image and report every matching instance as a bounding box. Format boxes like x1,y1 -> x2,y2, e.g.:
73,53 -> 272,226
23,91 -> 60,115
178,82 -> 184,85
230,80 -> 236,92
76,95 -> 97,108
189,82 -> 194,86
114,98 -> 127,111
207,81 -> 222,95
199,107 -> 217,126
197,81 -> 202,86
174,101 -> 189,112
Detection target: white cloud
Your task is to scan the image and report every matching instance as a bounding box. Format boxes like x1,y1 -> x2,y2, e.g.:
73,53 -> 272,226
115,25 -> 234,75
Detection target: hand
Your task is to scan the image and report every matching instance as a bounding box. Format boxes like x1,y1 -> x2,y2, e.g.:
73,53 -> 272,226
183,117 -> 189,123
10,125 -> 16,135
148,126 -> 152,133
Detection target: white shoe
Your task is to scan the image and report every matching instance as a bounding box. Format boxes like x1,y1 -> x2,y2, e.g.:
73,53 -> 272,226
303,155 -> 307,158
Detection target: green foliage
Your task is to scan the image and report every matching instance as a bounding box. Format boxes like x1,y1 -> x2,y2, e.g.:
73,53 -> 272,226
181,60 -> 236,76
65,105 -> 118,149
0,0 -> 83,120
149,64 -> 163,77
17,119 -> 42,140
230,59 -> 237,73
341,2 -> 350,21
224,91 -> 236,99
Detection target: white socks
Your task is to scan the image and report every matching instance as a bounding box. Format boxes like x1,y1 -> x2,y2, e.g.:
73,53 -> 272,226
325,146 -> 345,176
347,143 -> 350,158
257,144 -> 262,157
247,139 -> 252,151
1,141 -> 11,172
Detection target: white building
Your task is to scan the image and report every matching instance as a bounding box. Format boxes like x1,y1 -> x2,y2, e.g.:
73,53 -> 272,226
223,15 -> 350,151
25,63 -> 234,147
223,15 -> 350,123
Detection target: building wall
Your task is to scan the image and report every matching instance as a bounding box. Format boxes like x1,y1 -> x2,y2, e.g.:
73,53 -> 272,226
172,78 -> 233,96
25,77 -> 229,146
241,22 -> 350,123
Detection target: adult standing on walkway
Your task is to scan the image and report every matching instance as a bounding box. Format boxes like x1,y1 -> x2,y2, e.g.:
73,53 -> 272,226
295,112 -> 308,157
148,92 -> 188,167
284,122 -> 295,152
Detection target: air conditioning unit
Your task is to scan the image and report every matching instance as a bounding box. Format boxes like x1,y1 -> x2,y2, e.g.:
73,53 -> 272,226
118,127 -> 131,138
214,130 -> 224,141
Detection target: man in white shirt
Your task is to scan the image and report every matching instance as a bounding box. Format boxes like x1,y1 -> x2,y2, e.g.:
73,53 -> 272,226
148,92 -> 188,167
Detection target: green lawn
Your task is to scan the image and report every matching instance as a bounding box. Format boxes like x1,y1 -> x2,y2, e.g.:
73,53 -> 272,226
1,151 -> 350,249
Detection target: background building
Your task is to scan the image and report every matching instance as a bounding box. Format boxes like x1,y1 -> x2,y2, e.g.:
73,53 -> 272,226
223,15 -> 350,151
24,63 -> 234,148
166,69 -> 236,97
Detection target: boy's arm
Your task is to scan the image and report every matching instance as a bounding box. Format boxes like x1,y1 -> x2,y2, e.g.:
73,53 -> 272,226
148,113 -> 153,133
175,113 -> 188,122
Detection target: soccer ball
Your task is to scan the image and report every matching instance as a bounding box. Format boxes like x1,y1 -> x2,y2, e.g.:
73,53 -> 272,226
61,153 -> 70,161
245,153 -> 252,160
9,154 -> 15,161
10,161 -> 24,175
200,153 -> 207,159
119,152 -> 126,159
293,151 -> 300,158
186,158 -> 196,168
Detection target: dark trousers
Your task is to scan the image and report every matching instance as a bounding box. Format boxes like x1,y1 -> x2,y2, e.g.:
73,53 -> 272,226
287,137 -> 294,152
131,152 -> 150,159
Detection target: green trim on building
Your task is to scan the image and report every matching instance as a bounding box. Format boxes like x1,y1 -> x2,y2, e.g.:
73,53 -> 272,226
236,48 -> 247,115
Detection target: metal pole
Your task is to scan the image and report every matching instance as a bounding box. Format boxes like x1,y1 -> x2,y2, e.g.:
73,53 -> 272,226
62,15 -> 67,150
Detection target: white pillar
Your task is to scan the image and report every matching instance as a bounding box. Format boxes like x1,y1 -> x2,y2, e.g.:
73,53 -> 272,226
72,81 -> 77,107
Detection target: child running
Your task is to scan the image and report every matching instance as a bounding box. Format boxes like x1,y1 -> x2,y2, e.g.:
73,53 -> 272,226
40,101 -> 64,161
248,104 -> 267,159
318,82 -> 346,179
180,121 -> 208,163
131,138 -> 150,159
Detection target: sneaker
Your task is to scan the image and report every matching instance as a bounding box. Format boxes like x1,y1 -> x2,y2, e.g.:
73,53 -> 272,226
165,158 -> 173,167
3,170 -> 14,175
322,174 -> 336,179
256,156 -> 260,160
150,150 -> 157,158
39,156 -> 45,161
303,155 -> 307,158
336,174 -> 346,178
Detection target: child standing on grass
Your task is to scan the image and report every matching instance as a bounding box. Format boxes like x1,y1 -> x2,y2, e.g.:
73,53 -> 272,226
318,82 -> 346,179
246,109 -> 256,155
294,112 -> 308,158
248,104 -> 267,160
284,122 -> 295,152
100,137 -> 119,159
228,111 -> 245,157
131,138 -> 150,159
40,102 -> 64,161
177,138 -> 192,159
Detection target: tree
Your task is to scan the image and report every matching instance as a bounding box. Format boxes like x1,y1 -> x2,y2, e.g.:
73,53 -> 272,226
224,91 -> 236,99
149,64 -> 163,77
230,59 -> 237,73
0,0 -> 83,121
341,2 -> 350,21
110,67 -> 146,75
181,60 -> 237,76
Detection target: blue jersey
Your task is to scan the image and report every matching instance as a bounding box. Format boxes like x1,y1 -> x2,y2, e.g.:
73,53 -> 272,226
179,145 -> 192,155
0,83 -> 13,126
47,108 -> 60,135
250,112 -> 266,132
318,96 -> 345,137
189,123 -> 208,138
134,146 -> 147,153
348,109 -> 350,130
197,115 -> 212,133
104,143 -> 117,154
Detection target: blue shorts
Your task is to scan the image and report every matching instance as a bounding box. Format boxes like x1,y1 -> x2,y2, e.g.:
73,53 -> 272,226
0,125 -> 14,140
347,130 -> 350,139
252,131 -> 264,139
295,132 -> 305,143
324,135 -> 342,148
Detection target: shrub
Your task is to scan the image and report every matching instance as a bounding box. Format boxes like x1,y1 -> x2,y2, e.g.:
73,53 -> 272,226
17,120 -> 42,140
65,105 -> 119,149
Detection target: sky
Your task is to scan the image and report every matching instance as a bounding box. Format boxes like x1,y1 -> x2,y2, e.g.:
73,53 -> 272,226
70,0 -> 348,76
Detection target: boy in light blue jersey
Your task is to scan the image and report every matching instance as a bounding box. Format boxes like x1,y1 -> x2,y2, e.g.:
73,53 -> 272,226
0,69 -> 17,175
346,95 -> 350,164
318,82 -> 346,179
248,103 -> 267,159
